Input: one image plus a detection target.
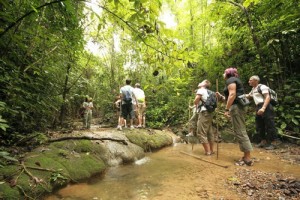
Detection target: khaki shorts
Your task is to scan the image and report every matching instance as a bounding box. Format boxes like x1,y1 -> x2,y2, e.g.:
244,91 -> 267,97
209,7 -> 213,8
136,103 -> 146,117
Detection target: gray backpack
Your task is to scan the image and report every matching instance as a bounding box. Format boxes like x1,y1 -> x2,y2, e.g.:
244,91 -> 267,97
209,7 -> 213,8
257,84 -> 278,106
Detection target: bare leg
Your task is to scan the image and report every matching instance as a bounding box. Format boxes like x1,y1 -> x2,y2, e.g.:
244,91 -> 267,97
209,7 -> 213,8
202,143 -> 211,155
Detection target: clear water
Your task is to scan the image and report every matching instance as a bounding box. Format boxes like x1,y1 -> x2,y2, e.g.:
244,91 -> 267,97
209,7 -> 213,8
44,143 -> 300,200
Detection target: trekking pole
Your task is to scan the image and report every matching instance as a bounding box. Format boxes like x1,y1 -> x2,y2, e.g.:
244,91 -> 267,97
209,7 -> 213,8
187,98 -> 191,147
216,79 -> 219,160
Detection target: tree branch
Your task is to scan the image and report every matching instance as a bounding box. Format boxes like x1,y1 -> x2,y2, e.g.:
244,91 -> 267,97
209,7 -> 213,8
0,0 -> 71,38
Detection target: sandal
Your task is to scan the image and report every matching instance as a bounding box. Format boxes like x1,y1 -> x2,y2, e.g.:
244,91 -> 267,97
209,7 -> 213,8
243,159 -> 254,166
235,160 -> 246,166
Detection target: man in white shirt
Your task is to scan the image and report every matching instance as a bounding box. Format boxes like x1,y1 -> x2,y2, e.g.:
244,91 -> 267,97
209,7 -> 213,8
133,83 -> 146,128
117,79 -> 137,130
247,75 -> 278,150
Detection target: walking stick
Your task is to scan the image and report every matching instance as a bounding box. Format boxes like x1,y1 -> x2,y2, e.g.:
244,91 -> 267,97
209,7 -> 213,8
216,79 -> 219,160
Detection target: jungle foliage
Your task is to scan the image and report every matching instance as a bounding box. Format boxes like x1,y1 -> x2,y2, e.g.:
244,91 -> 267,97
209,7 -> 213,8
0,0 -> 299,146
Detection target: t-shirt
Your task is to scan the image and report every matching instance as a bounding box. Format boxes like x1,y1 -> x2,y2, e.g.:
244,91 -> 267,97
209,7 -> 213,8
224,77 -> 245,105
249,84 -> 269,105
83,102 -> 93,113
120,85 -> 134,104
196,88 -> 208,112
133,88 -> 145,104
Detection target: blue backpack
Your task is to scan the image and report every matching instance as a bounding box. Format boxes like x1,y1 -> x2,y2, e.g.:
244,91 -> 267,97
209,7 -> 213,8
123,90 -> 132,104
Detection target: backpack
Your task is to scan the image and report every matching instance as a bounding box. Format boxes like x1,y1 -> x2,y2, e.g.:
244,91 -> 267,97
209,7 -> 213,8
201,89 -> 217,112
123,90 -> 132,104
257,84 -> 278,106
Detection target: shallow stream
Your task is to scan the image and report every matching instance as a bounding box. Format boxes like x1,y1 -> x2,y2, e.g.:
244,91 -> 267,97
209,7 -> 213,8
44,143 -> 300,200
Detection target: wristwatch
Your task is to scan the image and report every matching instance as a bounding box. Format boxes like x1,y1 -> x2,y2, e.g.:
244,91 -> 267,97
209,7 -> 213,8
225,109 -> 229,111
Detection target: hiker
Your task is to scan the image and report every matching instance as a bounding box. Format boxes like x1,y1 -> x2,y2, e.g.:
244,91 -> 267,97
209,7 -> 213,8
114,95 -> 126,127
246,75 -> 279,150
186,86 -> 202,137
82,97 -> 93,129
117,79 -> 137,130
133,83 -> 146,128
193,80 -> 216,156
216,68 -> 254,166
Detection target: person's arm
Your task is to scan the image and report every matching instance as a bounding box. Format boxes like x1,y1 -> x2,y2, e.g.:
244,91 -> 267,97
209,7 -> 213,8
216,92 -> 226,102
245,89 -> 253,100
224,83 -> 236,117
257,93 -> 270,115
194,94 -> 202,106
132,90 -> 138,107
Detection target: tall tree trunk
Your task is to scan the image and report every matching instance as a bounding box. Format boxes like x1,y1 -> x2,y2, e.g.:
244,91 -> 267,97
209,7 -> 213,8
59,63 -> 71,126
110,33 -> 116,91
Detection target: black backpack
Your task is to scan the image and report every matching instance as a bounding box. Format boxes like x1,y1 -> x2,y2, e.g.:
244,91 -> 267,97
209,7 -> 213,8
257,84 -> 278,106
201,89 -> 217,112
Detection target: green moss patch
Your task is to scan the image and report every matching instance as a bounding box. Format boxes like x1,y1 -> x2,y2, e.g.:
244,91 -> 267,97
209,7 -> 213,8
126,130 -> 173,151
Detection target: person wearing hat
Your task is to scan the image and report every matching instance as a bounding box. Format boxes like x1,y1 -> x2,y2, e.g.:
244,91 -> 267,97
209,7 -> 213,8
133,83 -> 146,128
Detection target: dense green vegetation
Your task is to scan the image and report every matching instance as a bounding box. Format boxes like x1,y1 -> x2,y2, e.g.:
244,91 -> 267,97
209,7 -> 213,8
0,0 -> 299,146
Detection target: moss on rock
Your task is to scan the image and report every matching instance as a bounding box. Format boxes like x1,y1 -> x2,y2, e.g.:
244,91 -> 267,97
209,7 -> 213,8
126,129 -> 173,151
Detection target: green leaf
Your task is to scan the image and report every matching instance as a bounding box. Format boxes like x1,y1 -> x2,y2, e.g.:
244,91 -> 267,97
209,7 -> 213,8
292,118 -> 299,126
280,123 -> 287,129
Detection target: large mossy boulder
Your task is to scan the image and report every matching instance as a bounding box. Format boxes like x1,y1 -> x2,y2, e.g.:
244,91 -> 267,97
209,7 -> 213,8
0,128 -> 174,199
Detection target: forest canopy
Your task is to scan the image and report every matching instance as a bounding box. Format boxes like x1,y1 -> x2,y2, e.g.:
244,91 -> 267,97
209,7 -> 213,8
0,0 -> 299,145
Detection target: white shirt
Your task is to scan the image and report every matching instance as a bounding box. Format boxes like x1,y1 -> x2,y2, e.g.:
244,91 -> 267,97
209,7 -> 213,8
196,88 -> 208,112
133,88 -> 145,104
249,84 -> 269,105
120,85 -> 134,104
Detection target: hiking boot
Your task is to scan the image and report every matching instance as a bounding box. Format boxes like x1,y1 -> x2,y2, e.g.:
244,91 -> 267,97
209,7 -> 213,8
264,144 -> 275,150
117,125 -> 122,131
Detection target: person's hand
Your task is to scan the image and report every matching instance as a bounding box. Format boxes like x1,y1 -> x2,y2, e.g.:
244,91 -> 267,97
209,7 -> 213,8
224,110 -> 231,119
257,108 -> 265,115
216,92 -> 225,101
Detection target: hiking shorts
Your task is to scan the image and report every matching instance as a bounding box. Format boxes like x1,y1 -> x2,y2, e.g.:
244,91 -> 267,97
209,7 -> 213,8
121,103 -> 134,119
136,103 -> 146,117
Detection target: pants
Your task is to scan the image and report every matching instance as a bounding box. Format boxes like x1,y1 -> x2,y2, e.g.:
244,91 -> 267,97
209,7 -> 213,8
230,104 -> 253,152
121,103 -> 134,119
196,111 -> 214,143
256,103 -> 278,143
83,110 -> 92,129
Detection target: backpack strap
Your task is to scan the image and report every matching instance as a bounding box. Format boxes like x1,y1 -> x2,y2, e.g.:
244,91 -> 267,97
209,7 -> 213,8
257,84 -> 262,94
